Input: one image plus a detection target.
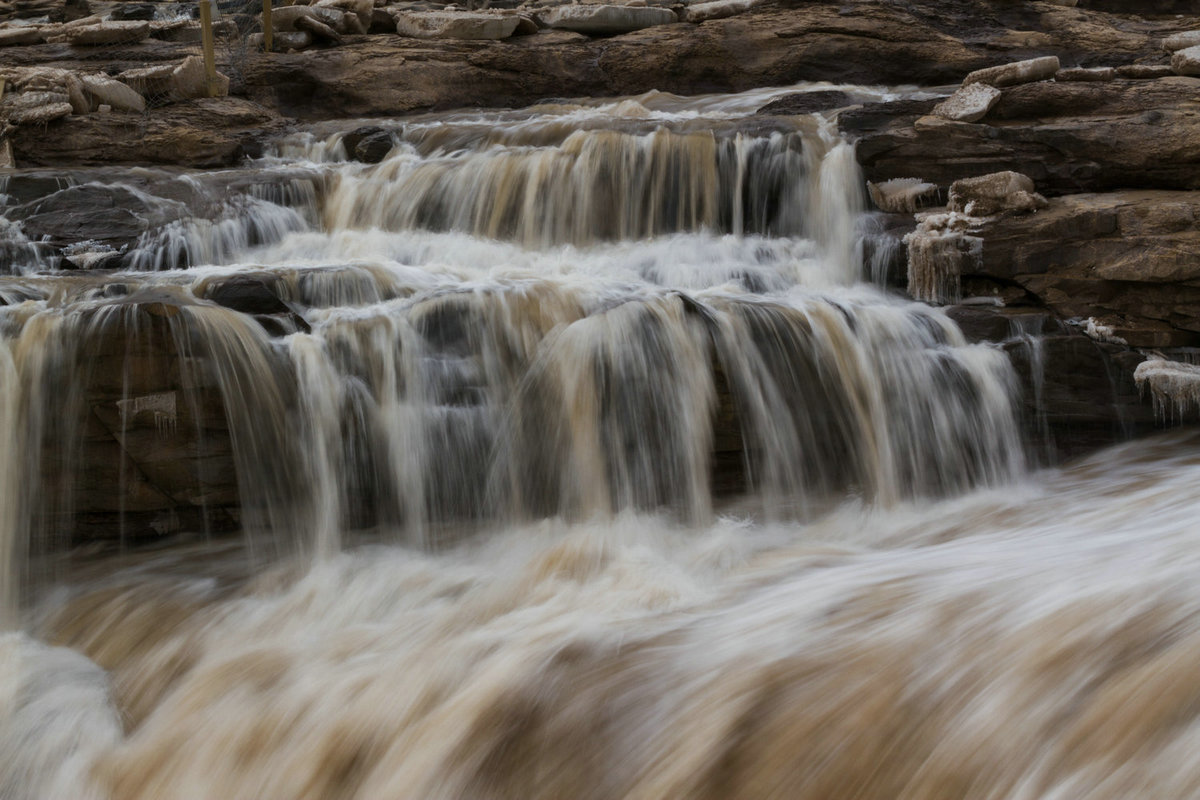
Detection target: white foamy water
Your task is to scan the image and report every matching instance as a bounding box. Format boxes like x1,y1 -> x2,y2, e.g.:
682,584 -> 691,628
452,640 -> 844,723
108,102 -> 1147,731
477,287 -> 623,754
8,434 -> 1200,799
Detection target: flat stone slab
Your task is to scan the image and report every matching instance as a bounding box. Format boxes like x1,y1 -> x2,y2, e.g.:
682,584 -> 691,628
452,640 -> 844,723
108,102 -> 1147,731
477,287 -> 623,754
1056,67 -> 1116,82
394,11 -> 518,40
540,4 -> 676,35
963,56 -> 1059,88
932,82 -> 1001,122
2,91 -> 73,125
173,55 -> 230,99
0,26 -> 45,46
685,0 -> 759,23
1164,30 -> 1200,52
81,74 -> 146,112
1172,45 -> 1200,77
64,21 -> 151,46
1117,64 -> 1174,79
949,171 -> 1047,217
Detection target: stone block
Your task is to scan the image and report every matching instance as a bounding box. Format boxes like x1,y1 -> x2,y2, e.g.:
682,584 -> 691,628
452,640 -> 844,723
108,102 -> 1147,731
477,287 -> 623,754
64,20 -> 150,45
963,56 -> 1060,88
539,4 -> 676,34
932,82 -> 1001,123
394,10 -> 518,39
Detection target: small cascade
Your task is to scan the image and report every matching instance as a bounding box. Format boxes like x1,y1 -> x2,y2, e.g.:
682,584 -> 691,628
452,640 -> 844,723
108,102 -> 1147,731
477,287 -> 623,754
124,197 -> 309,271
0,217 -> 53,275
0,270 -> 1027,570
322,127 -> 839,249
711,294 -> 1023,512
0,83 -> 1028,604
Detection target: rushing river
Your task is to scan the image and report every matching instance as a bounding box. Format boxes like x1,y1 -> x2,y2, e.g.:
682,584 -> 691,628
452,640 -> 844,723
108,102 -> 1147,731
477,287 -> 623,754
0,85 -> 1192,798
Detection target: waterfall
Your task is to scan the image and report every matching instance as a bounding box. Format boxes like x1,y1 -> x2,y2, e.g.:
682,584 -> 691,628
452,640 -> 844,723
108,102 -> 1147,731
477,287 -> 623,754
5,84 -> 1133,800
0,85 -> 1030,588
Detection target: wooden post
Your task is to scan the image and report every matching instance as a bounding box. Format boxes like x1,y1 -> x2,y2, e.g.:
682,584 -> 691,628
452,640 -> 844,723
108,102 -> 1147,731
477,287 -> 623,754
0,78 -> 12,170
263,0 -> 273,52
198,0 -> 219,97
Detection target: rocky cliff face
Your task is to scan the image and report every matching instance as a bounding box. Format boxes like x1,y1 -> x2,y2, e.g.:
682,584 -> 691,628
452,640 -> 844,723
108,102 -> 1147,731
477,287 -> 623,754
2,0 -> 1197,163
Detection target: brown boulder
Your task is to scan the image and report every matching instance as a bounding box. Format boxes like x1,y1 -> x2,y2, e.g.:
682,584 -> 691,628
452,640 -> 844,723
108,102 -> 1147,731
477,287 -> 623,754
846,78 -> 1200,196
948,191 -> 1200,346
9,97 -> 284,167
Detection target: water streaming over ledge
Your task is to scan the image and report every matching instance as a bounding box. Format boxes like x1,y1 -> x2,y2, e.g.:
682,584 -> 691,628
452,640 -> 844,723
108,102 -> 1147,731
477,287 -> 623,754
1,84 -> 1178,798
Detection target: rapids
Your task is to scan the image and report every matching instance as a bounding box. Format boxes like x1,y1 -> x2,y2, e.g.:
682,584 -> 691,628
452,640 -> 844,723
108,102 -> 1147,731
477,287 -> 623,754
0,84 -> 1188,798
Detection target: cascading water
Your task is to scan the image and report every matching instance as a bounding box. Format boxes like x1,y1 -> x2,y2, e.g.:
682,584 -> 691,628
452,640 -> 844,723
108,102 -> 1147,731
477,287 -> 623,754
2,84 -> 1184,799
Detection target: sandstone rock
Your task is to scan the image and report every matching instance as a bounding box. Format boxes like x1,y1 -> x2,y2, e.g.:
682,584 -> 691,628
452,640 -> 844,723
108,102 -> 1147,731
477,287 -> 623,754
55,0 -> 92,23
512,14 -> 538,35
118,63 -> 175,99
9,97 -> 287,167
1055,67 -> 1115,82
949,191 -> 1200,346
1004,333 -> 1155,458
247,30 -> 315,51
60,14 -> 103,29
685,0 -> 758,23
10,101 -> 73,125
350,129 -> 394,162
2,91 -> 73,125
64,20 -> 150,45
1171,45 -> 1200,77
172,55 -> 230,99
868,178 -> 940,213
202,275 -> 290,316
846,79 -> 1200,196
931,82 -> 1001,123
0,67 -> 89,114
369,8 -> 396,33
1163,31 -> 1200,52
1115,64 -> 1173,79
540,4 -> 675,34
315,0 -> 373,30
110,2 -> 155,20
268,4 -> 344,31
949,171 -> 1047,216
149,19 -> 203,43
80,73 -> 146,112
963,56 -> 1059,88
945,305 -> 1060,345
1086,0 -> 1197,9
296,13 -> 344,42
0,26 -> 43,45
394,10 -> 518,39
9,184 -> 187,254
229,1 -> 1184,120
